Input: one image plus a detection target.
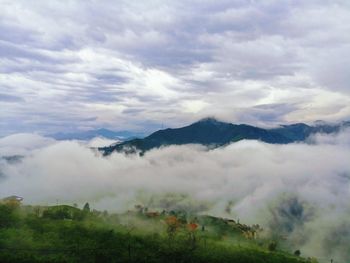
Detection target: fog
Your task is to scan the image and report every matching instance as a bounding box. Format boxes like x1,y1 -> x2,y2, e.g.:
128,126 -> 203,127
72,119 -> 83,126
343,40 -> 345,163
0,133 -> 56,156
1,131 -> 350,261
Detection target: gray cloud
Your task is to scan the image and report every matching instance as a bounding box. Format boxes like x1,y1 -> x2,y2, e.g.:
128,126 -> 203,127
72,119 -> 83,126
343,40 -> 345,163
235,103 -> 300,126
0,93 -> 24,102
1,0 -> 350,135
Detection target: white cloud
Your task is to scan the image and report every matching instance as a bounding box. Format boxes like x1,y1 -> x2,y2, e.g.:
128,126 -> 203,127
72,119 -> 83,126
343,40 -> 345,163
181,100 -> 208,113
86,137 -> 119,148
1,132 -> 350,260
0,133 -> 56,156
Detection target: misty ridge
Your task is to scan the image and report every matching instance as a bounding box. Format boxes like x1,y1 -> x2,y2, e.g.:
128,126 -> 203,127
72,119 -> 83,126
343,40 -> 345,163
1,119 -> 350,261
99,117 -> 350,155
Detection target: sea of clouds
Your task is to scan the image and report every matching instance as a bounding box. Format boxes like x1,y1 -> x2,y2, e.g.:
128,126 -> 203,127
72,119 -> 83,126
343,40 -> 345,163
1,131 -> 350,262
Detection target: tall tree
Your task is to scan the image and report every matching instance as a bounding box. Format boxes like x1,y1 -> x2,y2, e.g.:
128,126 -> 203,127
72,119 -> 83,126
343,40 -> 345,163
83,202 -> 90,212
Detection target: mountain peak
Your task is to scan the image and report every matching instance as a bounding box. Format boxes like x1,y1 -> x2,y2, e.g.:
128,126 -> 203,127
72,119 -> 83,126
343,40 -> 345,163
195,117 -> 228,125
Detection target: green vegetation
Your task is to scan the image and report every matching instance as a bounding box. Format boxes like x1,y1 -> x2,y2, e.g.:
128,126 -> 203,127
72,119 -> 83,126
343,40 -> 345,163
0,201 -> 317,263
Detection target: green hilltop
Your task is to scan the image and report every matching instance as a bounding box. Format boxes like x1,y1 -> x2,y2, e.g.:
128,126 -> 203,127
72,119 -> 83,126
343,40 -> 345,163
0,201 -> 318,263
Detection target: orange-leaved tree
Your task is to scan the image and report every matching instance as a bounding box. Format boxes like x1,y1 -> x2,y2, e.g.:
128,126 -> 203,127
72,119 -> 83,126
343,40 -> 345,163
165,216 -> 180,240
187,222 -> 198,250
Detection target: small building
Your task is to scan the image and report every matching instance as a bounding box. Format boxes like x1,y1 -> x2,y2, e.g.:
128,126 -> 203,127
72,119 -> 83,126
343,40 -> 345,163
1,195 -> 23,205
146,211 -> 160,218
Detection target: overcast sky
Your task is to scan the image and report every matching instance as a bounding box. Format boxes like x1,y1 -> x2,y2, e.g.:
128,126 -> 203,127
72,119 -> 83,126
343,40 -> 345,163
1,0 -> 350,136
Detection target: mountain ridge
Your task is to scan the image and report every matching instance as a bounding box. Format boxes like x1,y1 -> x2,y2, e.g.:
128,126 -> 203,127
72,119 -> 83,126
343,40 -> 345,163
47,128 -> 146,141
99,118 -> 350,155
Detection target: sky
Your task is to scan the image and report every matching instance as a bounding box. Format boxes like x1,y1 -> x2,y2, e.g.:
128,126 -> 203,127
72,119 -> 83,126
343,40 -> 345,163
1,0 -> 350,136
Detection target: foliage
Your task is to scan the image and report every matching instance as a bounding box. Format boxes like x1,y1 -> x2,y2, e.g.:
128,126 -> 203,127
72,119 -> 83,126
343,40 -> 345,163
0,204 -> 315,263
268,241 -> 277,252
83,202 -> 90,212
0,203 -> 20,228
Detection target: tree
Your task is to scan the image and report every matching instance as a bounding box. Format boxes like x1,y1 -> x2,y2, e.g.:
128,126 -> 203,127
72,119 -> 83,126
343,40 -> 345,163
268,241 -> 277,252
187,223 -> 198,250
165,216 -> 180,240
0,204 -> 19,228
83,202 -> 90,212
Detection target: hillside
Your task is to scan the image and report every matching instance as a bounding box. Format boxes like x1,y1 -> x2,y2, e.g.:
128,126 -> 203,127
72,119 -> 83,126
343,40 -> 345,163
0,202 -> 316,263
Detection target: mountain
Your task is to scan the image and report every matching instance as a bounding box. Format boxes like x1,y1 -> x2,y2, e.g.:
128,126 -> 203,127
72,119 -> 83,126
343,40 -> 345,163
99,118 -> 349,155
47,128 -> 145,141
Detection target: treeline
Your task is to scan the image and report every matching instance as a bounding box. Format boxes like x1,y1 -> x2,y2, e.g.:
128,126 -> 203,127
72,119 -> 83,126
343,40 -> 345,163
0,201 -> 317,263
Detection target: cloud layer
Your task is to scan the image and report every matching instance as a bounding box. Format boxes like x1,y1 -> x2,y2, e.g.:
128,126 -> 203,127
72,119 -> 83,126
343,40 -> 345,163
1,0 -> 350,136
1,131 -> 350,261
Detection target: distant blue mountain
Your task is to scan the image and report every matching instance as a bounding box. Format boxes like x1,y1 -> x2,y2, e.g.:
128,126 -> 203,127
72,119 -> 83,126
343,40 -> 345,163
1,155 -> 23,164
99,118 -> 350,155
48,128 -> 146,141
